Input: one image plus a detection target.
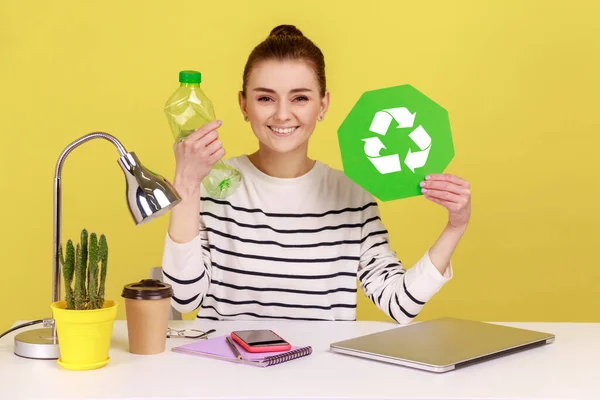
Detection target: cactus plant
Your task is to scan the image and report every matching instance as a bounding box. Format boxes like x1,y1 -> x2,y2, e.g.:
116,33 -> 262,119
58,241 -> 75,309
97,235 -> 108,309
59,228 -> 109,310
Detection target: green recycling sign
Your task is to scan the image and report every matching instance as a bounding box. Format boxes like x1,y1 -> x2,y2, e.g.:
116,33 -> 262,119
337,84 -> 454,201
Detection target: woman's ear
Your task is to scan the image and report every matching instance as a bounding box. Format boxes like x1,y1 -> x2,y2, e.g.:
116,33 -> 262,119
319,91 -> 330,121
238,91 -> 249,121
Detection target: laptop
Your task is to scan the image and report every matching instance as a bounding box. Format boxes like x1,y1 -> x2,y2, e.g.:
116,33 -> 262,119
329,317 -> 555,373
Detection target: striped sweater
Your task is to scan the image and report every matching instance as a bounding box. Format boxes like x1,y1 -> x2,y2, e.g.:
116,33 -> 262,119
161,155 -> 452,322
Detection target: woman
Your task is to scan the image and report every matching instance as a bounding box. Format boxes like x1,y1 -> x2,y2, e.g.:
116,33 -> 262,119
161,25 -> 471,323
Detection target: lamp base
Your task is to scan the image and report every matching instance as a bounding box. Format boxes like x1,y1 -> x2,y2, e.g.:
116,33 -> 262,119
14,328 -> 60,360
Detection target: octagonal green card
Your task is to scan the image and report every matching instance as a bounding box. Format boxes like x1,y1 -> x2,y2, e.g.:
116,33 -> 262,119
337,84 -> 454,201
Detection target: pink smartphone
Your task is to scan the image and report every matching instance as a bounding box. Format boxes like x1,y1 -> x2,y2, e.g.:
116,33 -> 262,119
230,329 -> 292,353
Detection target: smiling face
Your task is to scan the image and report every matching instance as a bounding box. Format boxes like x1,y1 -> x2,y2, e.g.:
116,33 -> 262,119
239,59 -> 329,155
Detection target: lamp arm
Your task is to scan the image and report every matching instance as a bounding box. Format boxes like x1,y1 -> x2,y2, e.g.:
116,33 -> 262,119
54,132 -> 127,179
53,133 -> 128,307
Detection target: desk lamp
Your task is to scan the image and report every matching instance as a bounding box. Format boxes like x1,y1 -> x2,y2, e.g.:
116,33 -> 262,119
13,132 -> 181,359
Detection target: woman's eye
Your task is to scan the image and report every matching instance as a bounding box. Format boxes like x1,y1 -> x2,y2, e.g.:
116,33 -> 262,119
258,96 -> 273,102
294,96 -> 309,102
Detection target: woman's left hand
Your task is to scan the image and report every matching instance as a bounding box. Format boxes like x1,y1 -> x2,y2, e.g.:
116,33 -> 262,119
420,173 -> 471,230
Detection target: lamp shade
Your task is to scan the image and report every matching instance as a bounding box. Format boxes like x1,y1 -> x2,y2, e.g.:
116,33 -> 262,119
118,152 -> 181,225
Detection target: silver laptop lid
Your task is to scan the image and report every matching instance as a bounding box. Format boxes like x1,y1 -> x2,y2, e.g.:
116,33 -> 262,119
330,317 -> 555,372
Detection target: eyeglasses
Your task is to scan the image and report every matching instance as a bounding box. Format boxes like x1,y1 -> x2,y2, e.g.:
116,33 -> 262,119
166,328 -> 216,339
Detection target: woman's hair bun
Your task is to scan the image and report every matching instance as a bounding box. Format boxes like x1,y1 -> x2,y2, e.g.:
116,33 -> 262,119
269,24 -> 304,38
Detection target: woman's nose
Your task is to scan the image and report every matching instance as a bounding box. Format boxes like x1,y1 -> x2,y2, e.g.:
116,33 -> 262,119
273,102 -> 292,121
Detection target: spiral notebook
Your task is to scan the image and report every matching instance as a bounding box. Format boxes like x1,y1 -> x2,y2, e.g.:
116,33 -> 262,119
171,335 -> 313,367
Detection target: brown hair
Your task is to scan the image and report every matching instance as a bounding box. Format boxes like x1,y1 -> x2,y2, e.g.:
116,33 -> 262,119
241,24 -> 326,98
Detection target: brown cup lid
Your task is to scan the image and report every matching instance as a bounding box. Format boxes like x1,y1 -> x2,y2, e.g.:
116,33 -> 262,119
122,279 -> 173,300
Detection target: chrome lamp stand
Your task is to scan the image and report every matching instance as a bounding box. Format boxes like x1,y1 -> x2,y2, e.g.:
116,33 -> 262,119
13,132 -> 181,359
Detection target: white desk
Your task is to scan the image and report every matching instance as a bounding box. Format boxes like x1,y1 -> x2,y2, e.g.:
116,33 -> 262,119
1,319 -> 599,400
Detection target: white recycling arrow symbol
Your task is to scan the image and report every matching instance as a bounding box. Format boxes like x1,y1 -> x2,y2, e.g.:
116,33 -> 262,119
362,107 -> 432,174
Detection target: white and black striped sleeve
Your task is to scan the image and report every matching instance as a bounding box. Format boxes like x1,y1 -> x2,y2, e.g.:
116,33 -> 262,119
161,220 -> 212,314
357,197 -> 452,324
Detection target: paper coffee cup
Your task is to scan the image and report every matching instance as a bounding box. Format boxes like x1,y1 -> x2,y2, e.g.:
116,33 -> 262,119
122,279 -> 173,355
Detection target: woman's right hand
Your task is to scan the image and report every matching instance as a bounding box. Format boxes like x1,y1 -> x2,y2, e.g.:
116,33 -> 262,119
172,120 -> 225,195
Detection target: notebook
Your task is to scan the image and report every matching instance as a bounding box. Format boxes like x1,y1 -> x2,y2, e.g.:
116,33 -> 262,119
171,335 -> 313,367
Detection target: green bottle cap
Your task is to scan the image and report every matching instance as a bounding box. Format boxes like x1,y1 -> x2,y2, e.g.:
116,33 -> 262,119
179,70 -> 201,84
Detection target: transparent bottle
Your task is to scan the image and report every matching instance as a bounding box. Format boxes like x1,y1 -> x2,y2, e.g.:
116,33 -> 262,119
164,70 -> 241,199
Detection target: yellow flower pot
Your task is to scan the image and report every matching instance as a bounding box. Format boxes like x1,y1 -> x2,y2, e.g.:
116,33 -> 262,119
50,300 -> 118,370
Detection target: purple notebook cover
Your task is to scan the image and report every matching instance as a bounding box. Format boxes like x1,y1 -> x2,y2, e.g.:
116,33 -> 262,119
172,334 -> 311,363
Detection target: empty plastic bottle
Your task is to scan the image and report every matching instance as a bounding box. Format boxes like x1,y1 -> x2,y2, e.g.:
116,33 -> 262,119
164,70 -> 241,199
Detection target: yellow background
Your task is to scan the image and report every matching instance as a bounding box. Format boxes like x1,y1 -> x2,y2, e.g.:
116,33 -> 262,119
1,0 -> 599,332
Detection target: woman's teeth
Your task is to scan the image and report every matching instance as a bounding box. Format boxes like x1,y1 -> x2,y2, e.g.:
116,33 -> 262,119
270,127 -> 297,135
